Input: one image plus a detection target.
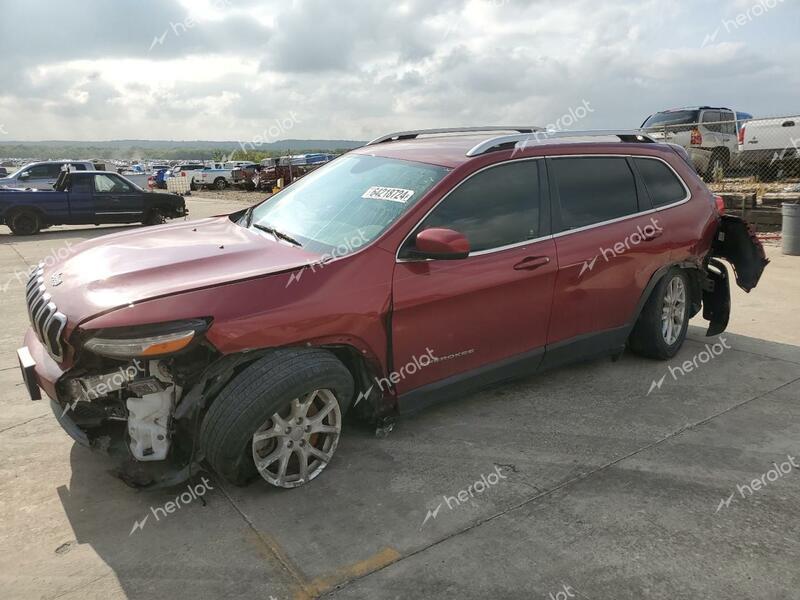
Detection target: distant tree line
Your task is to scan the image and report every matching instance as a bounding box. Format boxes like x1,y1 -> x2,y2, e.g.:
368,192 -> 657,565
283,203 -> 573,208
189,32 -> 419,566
0,144 -> 358,162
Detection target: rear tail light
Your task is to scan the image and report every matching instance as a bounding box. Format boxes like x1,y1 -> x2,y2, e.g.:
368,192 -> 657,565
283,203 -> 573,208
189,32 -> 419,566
738,124 -> 746,145
690,128 -> 702,146
713,195 -> 725,215
181,171 -> 186,177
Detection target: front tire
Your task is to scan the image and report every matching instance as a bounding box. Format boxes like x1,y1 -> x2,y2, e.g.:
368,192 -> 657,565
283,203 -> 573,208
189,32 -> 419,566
629,268 -> 690,360
213,177 -> 227,190
200,348 -> 354,488
143,208 -> 166,226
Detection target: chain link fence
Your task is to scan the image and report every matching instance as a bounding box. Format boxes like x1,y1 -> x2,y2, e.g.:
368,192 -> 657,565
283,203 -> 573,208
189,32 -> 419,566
640,114 -> 800,230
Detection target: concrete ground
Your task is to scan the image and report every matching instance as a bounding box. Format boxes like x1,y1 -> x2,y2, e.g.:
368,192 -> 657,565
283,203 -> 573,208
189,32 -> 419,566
1,196 -> 798,600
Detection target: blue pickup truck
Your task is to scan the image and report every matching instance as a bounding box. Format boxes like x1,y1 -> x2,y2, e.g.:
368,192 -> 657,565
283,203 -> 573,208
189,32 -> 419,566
0,170 -> 187,235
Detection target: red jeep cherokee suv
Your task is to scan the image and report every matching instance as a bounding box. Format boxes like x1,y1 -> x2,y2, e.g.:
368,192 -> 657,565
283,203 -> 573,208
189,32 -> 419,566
18,127 -> 767,490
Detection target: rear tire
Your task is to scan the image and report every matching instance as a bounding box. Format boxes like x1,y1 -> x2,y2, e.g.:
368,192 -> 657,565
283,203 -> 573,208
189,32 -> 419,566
200,348 -> 354,487
629,268 -> 690,360
213,177 -> 227,190
7,210 -> 41,235
704,151 -> 728,182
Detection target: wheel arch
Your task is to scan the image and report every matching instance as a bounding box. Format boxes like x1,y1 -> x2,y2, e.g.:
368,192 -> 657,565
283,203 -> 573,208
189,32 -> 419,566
629,261 -> 704,331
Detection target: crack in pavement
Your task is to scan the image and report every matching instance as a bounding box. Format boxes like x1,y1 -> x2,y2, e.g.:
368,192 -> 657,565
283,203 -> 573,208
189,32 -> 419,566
0,413 -> 48,434
321,374 -> 800,598
216,481 -> 313,598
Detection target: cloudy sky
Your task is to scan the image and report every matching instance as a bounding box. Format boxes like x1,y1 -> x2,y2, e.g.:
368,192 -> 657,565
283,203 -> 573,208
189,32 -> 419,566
0,0 -> 798,142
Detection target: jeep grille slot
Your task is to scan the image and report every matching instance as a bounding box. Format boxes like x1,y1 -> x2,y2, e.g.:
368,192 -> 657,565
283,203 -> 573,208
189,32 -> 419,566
25,265 -> 67,362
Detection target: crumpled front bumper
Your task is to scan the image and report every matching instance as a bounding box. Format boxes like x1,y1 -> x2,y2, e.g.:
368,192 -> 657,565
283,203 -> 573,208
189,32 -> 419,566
48,398 -> 91,447
21,327 -> 65,402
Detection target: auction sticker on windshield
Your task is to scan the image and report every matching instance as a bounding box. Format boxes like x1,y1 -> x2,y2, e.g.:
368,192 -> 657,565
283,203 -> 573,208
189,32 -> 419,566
362,186 -> 415,203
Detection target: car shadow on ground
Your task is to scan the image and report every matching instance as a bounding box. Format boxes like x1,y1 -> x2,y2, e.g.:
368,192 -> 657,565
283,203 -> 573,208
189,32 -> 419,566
53,328 -> 800,599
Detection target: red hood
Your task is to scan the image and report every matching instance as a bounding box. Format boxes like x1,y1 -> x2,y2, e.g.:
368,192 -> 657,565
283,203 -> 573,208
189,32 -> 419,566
42,217 -> 320,326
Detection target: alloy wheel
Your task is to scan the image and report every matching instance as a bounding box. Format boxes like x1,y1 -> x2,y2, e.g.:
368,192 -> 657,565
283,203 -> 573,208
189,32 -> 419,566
251,388 -> 342,488
661,276 -> 686,346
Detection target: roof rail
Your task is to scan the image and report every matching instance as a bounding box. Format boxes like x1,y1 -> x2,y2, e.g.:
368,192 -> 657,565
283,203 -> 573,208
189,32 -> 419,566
366,126 -> 543,146
465,129 -> 657,157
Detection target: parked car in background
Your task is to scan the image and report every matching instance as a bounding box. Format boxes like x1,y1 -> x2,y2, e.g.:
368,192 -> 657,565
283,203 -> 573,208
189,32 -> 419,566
172,163 -> 205,190
195,164 -> 234,190
231,164 -> 260,190
0,161 -> 95,190
17,127 -> 767,491
0,170 -> 186,235
738,115 -> 800,180
640,107 -> 751,180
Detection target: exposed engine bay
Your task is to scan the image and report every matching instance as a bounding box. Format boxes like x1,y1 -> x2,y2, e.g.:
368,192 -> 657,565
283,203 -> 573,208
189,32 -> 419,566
60,359 -> 182,462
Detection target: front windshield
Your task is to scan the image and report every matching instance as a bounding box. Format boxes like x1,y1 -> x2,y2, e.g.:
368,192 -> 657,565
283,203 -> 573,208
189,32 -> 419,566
246,154 -> 450,254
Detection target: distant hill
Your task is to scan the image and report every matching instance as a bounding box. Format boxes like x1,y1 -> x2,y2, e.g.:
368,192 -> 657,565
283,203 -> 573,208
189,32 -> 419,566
0,139 -> 367,161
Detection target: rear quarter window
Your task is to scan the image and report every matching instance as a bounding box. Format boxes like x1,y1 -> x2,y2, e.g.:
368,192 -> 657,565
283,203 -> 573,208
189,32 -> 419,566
634,158 -> 687,208
550,157 -> 639,230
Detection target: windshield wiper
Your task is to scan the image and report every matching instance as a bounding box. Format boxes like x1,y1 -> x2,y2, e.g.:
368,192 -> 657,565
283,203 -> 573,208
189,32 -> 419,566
244,206 -> 255,227
253,223 -> 303,247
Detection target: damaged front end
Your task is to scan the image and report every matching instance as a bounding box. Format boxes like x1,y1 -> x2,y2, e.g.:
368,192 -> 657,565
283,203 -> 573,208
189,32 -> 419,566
701,214 -> 769,336
44,317 -> 271,489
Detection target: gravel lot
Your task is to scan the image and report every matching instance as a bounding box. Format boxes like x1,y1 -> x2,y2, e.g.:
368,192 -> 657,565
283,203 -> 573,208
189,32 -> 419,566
1,194 -> 799,599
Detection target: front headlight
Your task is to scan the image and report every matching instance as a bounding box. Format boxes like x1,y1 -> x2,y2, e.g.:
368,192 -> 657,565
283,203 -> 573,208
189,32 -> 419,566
83,319 -> 209,359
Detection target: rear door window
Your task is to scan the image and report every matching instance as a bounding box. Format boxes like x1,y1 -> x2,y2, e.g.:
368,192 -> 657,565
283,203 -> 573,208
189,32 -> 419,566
416,160 -> 542,253
634,158 -> 687,208
720,111 -> 736,135
550,157 -> 639,230
702,111 -> 722,132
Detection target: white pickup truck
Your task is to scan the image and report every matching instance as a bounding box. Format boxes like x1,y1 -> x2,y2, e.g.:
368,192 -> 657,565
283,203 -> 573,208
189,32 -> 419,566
193,163 -> 234,190
738,116 -> 800,180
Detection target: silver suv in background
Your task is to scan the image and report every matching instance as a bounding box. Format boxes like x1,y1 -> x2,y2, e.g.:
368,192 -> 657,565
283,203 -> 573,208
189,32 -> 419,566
640,107 -> 752,180
0,161 -> 96,190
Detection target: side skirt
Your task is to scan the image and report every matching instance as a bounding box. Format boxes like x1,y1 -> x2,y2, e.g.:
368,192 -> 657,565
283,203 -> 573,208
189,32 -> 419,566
396,326 -> 629,415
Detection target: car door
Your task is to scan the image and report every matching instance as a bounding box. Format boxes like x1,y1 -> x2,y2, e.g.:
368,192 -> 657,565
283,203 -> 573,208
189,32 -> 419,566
92,173 -> 144,223
391,159 -> 557,407
544,155 -> 673,366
